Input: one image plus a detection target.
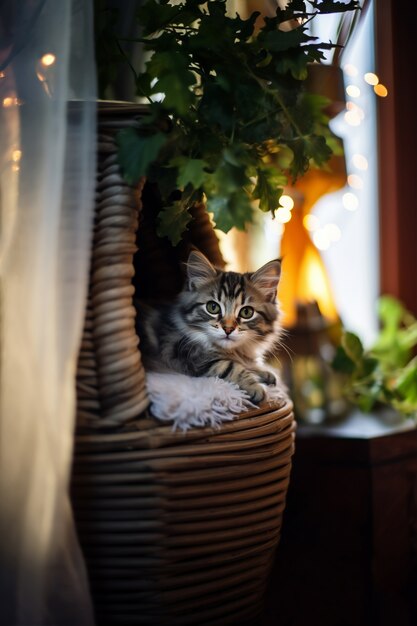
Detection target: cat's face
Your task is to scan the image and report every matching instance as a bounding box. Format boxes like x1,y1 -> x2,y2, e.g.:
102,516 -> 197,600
179,251 -> 281,354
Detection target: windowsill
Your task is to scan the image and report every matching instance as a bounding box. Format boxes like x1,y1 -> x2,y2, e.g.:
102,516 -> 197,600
297,407 -> 416,440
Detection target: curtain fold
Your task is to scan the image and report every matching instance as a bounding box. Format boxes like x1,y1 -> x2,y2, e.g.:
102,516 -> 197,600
0,1 -> 96,623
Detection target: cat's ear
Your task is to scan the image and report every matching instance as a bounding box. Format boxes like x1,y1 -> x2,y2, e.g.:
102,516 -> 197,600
185,250 -> 217,290
250,259 -> 281,301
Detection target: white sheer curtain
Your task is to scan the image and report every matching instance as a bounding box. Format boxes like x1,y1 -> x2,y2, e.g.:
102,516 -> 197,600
0,1 -> 96,624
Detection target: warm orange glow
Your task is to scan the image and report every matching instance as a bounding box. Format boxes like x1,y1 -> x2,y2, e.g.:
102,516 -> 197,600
279,204 -> 339,327
364,72 -> 379,85
303,214 -> 320,232
374,83 -> 388,97
12,149 -> 22,162
41,53 -> 56,67
3,97 -> 14,108
278,151 -> 345,327
300,247 -> 339,320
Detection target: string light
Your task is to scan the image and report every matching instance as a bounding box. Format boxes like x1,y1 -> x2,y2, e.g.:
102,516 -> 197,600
343,63 -> 358,77
374,83 -> 388,97
352,154 -> 368,170
0,71 -> 5,79
344,101 -> 365,126
279,194 -> 294,211
347,174 -> 363,189
346,85 -> 361,98
313,229 -> 331,251
40,53 -> 56,67
364,72 -> 379,85
303,214 -> 320,232
346,102 -> 365,118
12,149 -> 22,162
2,96 -> 14,108
36,54 -> 56,97
343,192 -> 359,211
324,223 -> 341,242
344,110 -> 362,126
276,207 -> 292,224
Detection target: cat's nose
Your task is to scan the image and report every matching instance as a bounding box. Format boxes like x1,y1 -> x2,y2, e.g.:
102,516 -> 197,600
223,325 -> 235,336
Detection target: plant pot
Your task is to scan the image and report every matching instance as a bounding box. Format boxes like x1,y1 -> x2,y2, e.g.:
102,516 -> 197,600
72,101 -> 295,626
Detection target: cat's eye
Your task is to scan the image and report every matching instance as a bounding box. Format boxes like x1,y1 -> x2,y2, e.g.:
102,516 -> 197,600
239,306 -> 254,320
206,301 -> 221,315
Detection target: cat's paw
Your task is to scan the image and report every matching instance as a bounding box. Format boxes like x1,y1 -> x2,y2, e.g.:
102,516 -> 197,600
241,380 -> 266,404
257,369 -> 277,386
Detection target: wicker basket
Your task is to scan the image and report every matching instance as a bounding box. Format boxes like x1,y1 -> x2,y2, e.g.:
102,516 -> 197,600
72,102 -> 295,626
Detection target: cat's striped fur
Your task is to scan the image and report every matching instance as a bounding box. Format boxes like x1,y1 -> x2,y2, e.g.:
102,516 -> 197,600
136,251 -> 282,403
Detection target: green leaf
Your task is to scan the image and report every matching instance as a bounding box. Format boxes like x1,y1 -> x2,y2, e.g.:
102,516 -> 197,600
207,0 -> 226,17
157,202 -> 193,245
199,81 -> 234,133
332,346 -> 355,375
147,51 -> 196,116
253,167 -> 285,213
116,128 -> 167,185
174,158 -> 208,189
342,332 -> 364,363
307,135 -> 332,167
262,26 -> 307,52
394,357 -> 417,404
356,393 -> 376,413
378,295 -> 404,330
311,0 -> 360,14
233,11 -> 260,41
289,138 -> 309,178
207,195 -> 231,231
207,191 -> 253,233
204,159 -> 251,197
361,356 -> 378,378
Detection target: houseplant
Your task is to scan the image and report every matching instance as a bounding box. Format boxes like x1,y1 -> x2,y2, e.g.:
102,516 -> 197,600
97,0 -> 360,244
333,296 -> 417,417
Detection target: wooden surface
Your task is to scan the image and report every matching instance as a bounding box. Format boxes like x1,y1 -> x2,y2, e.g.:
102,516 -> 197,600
261,411 -> 417,626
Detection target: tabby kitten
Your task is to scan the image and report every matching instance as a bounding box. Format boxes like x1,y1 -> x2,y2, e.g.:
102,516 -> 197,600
136,251 -> 282,404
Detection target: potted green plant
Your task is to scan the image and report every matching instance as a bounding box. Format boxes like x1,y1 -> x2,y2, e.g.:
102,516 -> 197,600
95,0 -> 360,244
333,296 -> 417,417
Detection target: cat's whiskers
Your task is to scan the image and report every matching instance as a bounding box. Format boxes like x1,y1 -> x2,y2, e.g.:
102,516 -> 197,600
136,251 -> 286,405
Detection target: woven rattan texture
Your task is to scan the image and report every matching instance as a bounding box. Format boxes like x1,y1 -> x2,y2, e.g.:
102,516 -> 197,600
72,401 -> 295,626
76,117 -> 149,428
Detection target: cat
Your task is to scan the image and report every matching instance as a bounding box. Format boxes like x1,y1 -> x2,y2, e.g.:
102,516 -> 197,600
136,250 -> 282,404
